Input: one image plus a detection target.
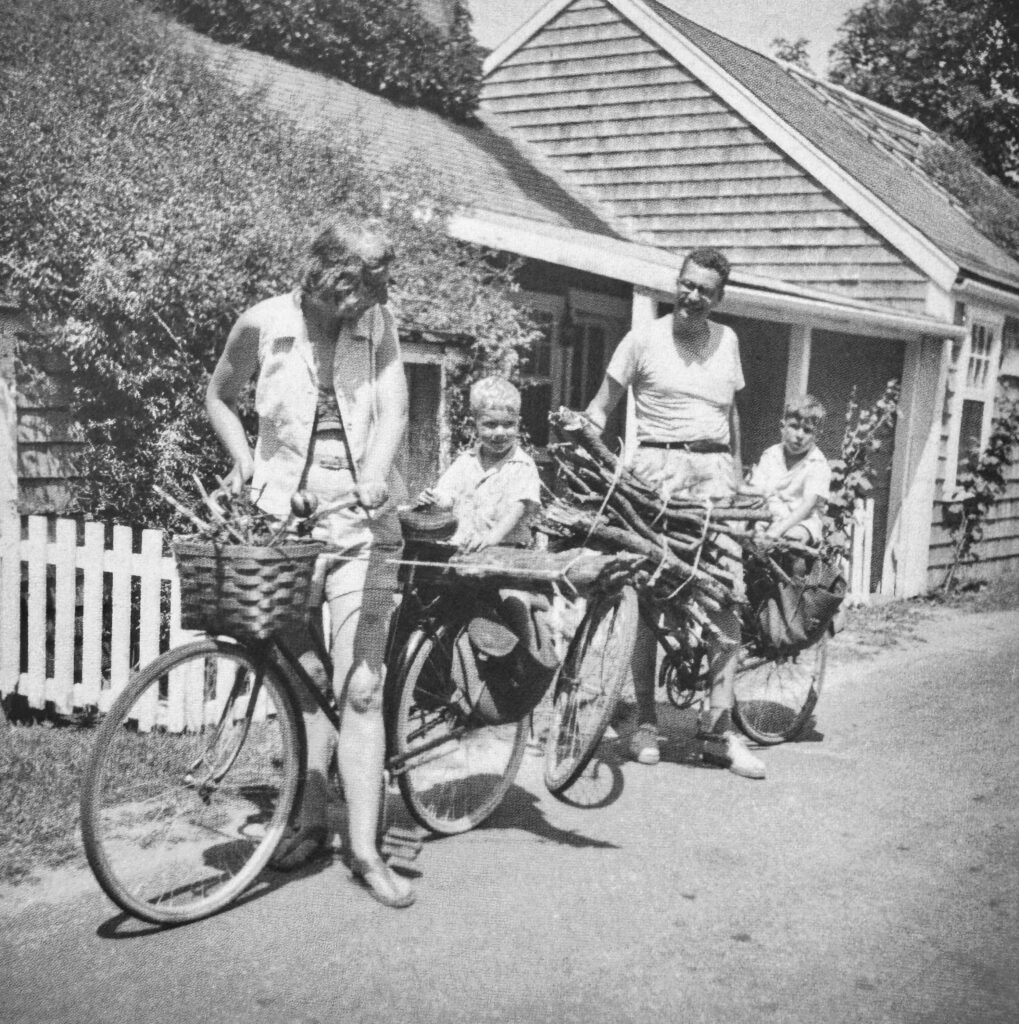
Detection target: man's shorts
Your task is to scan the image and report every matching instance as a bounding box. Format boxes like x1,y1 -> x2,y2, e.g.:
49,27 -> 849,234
628,447 -> 743,602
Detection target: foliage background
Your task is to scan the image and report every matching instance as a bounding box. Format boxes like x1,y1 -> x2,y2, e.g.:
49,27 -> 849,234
159,0 -> 483,121
829,0 -> 1019,185
0,0 -> 538,529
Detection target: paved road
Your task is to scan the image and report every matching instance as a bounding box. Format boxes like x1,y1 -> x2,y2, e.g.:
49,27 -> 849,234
2,608 -> 1018,1024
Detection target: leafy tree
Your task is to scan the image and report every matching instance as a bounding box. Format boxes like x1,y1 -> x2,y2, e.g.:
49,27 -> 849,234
829,0 -> 1019,182
1,0 -> 537,529
771,36 -> 813,72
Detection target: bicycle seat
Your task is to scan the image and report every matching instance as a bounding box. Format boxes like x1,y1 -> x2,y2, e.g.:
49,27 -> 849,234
398,506 -> 458,541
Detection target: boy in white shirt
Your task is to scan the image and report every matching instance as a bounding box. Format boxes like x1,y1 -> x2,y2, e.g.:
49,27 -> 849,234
748,394 -> 832,548
418,376 -> 541,550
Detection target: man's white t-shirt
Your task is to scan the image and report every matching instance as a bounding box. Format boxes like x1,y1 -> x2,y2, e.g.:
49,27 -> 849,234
605,316 -> 744,445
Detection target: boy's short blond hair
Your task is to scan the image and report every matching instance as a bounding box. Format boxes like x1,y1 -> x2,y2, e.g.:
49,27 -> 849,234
470,376 -> 521,415
783,394 -> 827,432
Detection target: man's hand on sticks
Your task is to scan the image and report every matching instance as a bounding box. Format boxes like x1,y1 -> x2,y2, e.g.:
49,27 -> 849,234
541,408 -> 774,618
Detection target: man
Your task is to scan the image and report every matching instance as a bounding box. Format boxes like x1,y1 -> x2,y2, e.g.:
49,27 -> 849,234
583,247 -> 765,779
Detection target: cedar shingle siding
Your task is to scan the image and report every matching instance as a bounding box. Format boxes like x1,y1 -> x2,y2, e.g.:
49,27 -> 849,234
482,0 -> 929,311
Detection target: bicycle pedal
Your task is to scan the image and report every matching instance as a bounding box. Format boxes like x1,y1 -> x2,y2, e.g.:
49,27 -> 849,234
380,826 -> 424,863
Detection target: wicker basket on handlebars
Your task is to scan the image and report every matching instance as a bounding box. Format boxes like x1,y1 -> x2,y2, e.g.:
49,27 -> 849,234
173,538 -> 324,641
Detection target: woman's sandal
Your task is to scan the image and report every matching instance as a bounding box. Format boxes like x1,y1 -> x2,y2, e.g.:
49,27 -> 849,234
269,824 -> 330,872
350,856 -> 416,909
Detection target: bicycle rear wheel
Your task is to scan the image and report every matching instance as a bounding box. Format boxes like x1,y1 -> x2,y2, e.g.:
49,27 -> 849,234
544,585 -> 638,796
390,625 -> 527,835
733,634 -> 827,745
80,638 -> 302,925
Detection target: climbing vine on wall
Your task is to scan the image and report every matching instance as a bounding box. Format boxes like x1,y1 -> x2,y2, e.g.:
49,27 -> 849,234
940,397 -> 1019,593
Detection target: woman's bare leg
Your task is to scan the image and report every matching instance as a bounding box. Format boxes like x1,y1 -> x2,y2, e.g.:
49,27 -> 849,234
328,560 -> 414,904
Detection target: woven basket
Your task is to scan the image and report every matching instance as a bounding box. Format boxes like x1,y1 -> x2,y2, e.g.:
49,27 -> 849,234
173,538 -> 324,641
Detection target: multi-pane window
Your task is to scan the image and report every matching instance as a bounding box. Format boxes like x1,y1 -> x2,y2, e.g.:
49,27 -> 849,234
967,322 -> 994,390
519,306 -> 557,447
953,317 -> 1001,479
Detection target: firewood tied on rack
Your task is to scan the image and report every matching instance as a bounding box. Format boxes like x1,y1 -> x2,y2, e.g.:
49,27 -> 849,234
538,408 -> 777,642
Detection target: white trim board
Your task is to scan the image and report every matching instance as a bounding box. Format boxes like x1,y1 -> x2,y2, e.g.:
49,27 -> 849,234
482,0 -> 961,292
447,210 -> 966,342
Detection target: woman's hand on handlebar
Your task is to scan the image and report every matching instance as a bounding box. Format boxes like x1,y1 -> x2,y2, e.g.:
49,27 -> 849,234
356,479 -> 389,510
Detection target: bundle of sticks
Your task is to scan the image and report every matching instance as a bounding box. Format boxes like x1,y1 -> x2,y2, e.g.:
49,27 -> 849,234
540,408 -> 774,629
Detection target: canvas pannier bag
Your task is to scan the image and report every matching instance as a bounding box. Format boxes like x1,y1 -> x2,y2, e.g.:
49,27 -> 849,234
451,594 -> 559,726
753,556 -> 846,654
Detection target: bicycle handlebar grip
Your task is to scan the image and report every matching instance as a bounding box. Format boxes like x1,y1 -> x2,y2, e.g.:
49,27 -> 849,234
291,491 -> 319,518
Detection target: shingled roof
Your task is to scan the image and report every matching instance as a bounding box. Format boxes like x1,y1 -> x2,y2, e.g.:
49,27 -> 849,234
176,26 -> 620,240
643,0 -> 1019,291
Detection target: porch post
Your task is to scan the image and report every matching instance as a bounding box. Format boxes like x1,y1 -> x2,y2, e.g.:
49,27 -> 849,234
882,334 -> 951,597
0,304 -> 20,700
785,324 -> 811,402
626,288 -> 659,460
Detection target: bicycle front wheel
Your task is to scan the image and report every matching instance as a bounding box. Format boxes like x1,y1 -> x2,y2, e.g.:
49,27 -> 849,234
733,634 -> 827,745
80,638 -> 303,925
390,625 -> 527,835
544,585 -> 638,796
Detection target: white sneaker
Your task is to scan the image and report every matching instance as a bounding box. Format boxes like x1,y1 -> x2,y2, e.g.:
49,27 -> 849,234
627,724 -> 661,765
701,730 -> 765,779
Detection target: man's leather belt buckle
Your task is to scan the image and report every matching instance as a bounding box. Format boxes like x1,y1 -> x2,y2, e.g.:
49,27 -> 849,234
315,455 -> 349,471
639,440 -> 729,454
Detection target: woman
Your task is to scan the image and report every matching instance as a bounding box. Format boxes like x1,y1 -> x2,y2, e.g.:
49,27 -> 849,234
206,217 -> 414,908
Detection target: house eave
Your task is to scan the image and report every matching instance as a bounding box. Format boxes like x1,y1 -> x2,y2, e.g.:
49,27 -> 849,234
447,210 -> 966,341
954,275 -> 1019,314
483,0 -> 961,293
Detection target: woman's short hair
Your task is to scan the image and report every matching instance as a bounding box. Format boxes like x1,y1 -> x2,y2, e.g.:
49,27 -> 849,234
298,216 -> 395,300
469,376 -> 521,415
783,394 -> 827,432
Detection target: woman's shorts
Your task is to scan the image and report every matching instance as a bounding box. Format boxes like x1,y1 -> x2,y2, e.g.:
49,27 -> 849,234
301,450 -> 403,619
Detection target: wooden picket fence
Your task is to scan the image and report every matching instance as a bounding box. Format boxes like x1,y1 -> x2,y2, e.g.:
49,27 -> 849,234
0,506 -> 877,729
0,515 -> 207,729
846,498 -> 875,603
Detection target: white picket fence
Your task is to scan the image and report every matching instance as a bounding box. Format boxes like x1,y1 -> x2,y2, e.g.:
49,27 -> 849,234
0,516 -> 205,728
846,498 -> 875,602
0,505 -> 877,728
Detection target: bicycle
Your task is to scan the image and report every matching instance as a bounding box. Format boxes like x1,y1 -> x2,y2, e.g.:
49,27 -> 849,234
78,497 -> 574,925
539,538 -> 840,795
652,542 -> 833,745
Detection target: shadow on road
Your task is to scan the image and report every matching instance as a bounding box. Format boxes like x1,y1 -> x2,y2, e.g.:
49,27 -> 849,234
94,838 -> 339,939
458,783 -> 621,849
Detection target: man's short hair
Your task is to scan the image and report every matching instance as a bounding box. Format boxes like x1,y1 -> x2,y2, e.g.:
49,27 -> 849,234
783,394 -> 827,432
680,247 -> 731,290
298,216 -> 395,299
470,376 -> 521,415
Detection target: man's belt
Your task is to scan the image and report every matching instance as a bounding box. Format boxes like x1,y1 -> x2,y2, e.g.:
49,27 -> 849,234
638,439 -> 730,454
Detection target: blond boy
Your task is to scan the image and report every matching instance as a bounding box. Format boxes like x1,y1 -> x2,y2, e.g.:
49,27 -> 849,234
418,376 -> 540,550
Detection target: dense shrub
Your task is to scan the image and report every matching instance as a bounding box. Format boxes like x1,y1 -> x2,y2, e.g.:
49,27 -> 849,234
160,0 -> 483,121
918,138 -> 1019,262
1,0 -> 536,530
